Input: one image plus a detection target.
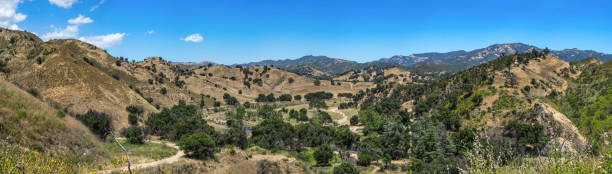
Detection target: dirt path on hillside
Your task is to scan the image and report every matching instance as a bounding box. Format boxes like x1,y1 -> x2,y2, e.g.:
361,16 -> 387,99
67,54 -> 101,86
100,140 -> 184,173
327,107 -> 349,125
326,107 -> 363,134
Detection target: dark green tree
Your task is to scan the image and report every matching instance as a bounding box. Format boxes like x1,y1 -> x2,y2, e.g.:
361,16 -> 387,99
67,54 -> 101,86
333,163 -> 358,174
251,119 -> 295,150
123,126 -> 145,144
223,93 -> 239,105
313,144 -> 334,166
179,133 -> 218,159
222,119 -> 248,149
357,135 -> 382,166
75,110 -> 112,140
278,94 -> 292,101
309,99 -> 328,110
350,115 -> 359,125
128,114 -> 138,125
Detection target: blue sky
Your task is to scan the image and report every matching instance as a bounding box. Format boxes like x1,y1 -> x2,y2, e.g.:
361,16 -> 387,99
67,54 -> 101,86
4,0 -> 612,64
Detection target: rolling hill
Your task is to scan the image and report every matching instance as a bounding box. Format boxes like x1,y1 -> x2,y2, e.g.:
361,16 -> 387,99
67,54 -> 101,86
0,28 -> 376,130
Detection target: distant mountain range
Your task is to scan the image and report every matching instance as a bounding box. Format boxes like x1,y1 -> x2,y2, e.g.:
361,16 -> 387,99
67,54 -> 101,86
375,43 -> 611,67
239,55 -> 399,78
241,43 -> 611,77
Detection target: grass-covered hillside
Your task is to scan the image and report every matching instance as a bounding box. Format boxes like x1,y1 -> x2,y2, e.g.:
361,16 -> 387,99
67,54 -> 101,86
0,79 -> 106,173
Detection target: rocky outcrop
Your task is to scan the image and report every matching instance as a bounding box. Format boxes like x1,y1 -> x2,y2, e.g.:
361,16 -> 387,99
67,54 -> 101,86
531,103 -> 588,155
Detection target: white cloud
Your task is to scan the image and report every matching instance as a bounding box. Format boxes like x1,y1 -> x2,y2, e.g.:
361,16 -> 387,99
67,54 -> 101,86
146,30 -> 155,35
89,0 -> 105,12
42,24 -> 79,40
43,14 -> 93,40
42,14 -> 125,48
0,0 -> 27,30
181,33 -> 203,42
49,0 -> 78,8
67,14 -> 93,24
78,33 -> 126,48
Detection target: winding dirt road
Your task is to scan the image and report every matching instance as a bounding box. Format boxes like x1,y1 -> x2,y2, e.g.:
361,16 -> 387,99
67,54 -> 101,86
101,140 -> 184,173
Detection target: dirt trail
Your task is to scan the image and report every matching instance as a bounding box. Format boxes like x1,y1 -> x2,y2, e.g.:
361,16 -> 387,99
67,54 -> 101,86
327,107 -> 349,125
100,140 -> 184,173
326,107 -> 364,134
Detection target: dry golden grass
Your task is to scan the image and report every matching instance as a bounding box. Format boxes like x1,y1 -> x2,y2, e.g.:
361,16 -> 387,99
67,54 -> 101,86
0,79 -> 107,173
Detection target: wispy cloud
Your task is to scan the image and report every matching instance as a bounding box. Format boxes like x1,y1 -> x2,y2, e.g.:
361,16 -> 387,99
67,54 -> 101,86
181,33 -> 203,43
146,30 -> 155,35
89,0 -> 106,12
0,0 -> 27,30
48,0 -> 78,8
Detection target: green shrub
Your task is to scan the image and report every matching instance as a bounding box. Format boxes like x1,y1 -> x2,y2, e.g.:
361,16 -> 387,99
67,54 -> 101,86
123,126 -> 145,144
304,91 -> 333,101
145,101 -> 217,141
178,133 -> 217,159
333,162 -> 358,174
251,118 -> 295,150
278,94 -> 292,101
128,114 -> 138,125
503,121 -> 549,154
223,93 -> 239,105
349,115 -> 359,125
75,110 -> 112,140
313,144 -> 333,166
318,111 -> 332,123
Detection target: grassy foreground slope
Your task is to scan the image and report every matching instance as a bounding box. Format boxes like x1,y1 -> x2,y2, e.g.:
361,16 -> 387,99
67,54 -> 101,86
0,79 -> 106,173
